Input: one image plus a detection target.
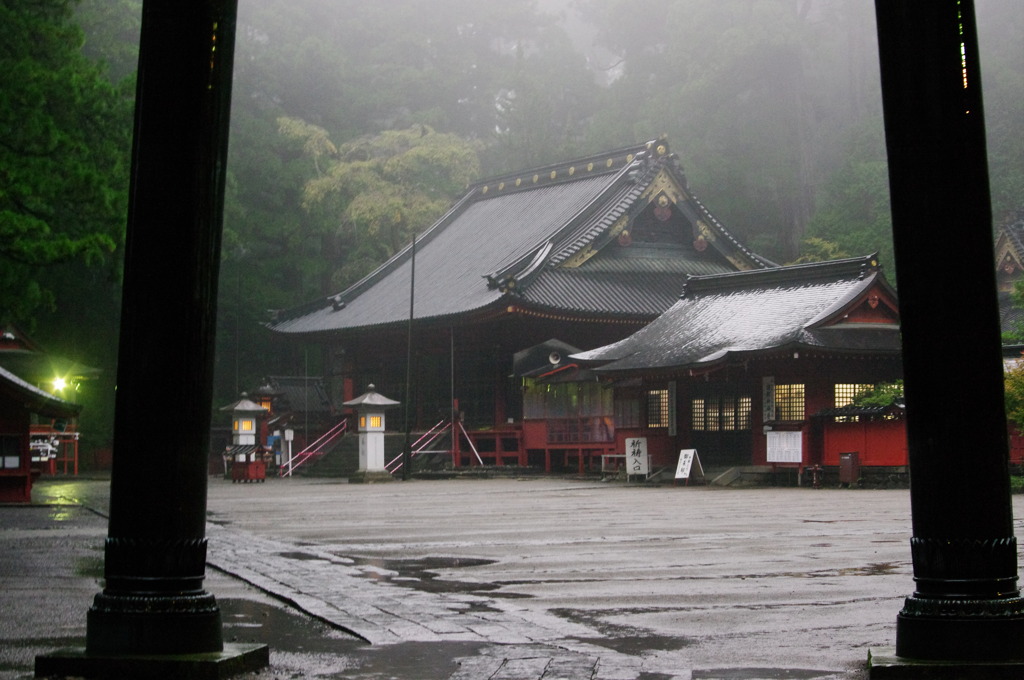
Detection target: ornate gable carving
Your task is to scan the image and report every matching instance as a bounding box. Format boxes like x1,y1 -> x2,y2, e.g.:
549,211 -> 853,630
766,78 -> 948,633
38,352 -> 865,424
828,285 -> 900,326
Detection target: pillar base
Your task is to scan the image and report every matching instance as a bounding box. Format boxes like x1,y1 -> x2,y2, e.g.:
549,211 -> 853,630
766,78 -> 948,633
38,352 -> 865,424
35,642 -> 268,680
86,591 -> 223,655
869,647 -> 1024,679
894,596 -> 1024,662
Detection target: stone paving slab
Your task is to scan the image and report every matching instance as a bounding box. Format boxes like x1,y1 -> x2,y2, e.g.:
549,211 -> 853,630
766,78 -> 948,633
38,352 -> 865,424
12,477 -> 968,679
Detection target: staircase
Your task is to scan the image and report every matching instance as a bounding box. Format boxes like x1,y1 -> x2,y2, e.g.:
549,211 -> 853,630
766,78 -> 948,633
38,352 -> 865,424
297,436 -> 360,477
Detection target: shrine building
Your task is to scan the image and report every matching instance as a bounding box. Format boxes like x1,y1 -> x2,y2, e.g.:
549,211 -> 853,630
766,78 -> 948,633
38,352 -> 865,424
266,139 -> 774,471
572,255 -> 904,478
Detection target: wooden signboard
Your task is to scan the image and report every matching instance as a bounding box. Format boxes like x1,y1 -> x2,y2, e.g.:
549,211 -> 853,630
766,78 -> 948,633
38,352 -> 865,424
675,449 -> 705,485
625,437 -> 649,477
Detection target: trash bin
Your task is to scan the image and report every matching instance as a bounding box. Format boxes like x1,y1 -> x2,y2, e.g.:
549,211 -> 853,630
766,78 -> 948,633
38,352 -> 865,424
839,451 -> 860,486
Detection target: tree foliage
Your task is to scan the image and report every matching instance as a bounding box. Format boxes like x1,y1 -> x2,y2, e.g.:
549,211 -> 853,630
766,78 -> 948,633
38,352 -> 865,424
0,0 -> 136,456
1005,359 -> 1024,433
285,122 -> 481,290
0,0 -> 133,322
5,0 -> 1021,437
581,0 -> 886,263
853,381 -> 904,408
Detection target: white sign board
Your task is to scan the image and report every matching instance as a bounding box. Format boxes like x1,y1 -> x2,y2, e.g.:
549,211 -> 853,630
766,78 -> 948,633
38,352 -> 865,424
766,430 -> 803,463
675,449 -> 704,480
625,437 -> 649,476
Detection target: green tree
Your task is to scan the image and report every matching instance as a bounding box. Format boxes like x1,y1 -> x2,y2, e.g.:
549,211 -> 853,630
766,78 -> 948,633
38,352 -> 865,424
288,122 -> 481,290
786,237 -> 850,265
802,121 -> 895,272
853,381 -> 904,408
1,0 -> 135,458
977,0 -> 1024,221
73,0 -> 141,84
1005,358 -> 1024,432
582,0 -> 885,262
0,0 -> 133,323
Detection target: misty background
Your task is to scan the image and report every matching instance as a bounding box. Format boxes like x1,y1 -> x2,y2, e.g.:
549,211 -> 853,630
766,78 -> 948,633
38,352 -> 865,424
3,0 -> 1022,458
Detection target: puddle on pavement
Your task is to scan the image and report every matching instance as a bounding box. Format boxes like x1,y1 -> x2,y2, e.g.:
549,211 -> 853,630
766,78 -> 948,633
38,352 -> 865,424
220,597 -> 363,654
739,561 -> 902,579
845,562 -> 899,576
693,669 -> 836,679
221,598 -> 487,680
554,607 -> 691,655
319,554 -> 506,596
346,640 -> 489,680
278,550 -> 332,561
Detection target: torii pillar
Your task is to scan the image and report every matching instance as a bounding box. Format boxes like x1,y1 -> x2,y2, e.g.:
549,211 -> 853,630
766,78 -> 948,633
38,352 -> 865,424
35,1 -> 268,676
870,0 -> 1024,674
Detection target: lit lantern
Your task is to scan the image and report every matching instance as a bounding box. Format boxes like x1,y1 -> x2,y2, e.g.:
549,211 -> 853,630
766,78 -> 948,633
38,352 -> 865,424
220,393 -> 268,447
343,384 -> 399,479
220,393 -> 270,482
252,383 -> 277,414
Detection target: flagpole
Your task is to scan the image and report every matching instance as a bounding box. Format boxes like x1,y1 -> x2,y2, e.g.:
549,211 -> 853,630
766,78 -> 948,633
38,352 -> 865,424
402,233 -> 415,480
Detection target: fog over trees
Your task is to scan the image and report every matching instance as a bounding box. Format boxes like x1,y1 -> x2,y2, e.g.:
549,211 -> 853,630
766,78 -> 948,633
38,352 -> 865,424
2,0 -> 1021,453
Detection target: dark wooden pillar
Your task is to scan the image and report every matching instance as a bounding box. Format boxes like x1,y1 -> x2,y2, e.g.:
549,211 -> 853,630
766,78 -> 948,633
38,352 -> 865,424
86,0 -> 238,655
874,0 -> 1024,661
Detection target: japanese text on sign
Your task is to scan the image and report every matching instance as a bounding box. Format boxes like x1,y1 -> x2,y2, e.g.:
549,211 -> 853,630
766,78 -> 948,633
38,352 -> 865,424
625,437 -> 649,476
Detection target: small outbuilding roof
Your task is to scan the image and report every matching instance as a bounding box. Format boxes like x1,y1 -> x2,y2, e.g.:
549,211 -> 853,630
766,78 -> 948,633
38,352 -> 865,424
219,394 -> 268,414
268,139 -> 773,337
0,365 -> 82,419
343,385 -> 400,408
573,255 -> 900,374
265,376 -> 334,417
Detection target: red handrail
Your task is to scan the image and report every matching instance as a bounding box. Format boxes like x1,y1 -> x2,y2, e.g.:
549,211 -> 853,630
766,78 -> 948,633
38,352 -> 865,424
280,419 -> 348,476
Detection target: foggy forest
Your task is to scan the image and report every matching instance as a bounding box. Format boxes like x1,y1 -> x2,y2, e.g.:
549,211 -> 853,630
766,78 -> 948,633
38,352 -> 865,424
2,0 -> 1022,456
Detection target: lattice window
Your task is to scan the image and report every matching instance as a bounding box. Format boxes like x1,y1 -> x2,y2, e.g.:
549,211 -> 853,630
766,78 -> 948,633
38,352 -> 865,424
691,398 -> 706,431
833,383 -> 872,423
691,394 -> 752,431
646,389 -> 670,428
835,384 -> 872,407
774,384 -> 806,421
615,398 -> 640,428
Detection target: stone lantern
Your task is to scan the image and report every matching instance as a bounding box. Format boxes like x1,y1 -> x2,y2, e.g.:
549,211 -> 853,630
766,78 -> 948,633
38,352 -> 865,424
220,393 -> 269,482
343,384 -> 399,483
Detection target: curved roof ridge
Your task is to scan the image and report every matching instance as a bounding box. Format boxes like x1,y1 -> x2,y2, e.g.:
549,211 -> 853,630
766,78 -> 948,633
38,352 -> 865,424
470,139 -> 664,192
680,254 -> 881,299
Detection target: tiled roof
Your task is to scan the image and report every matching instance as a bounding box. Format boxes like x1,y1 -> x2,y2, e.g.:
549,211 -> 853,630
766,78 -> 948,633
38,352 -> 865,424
0,365 -> 81,418
1000,290 -> 1024,336
1001,208 -> 1024,261
268,139 -> 771,336
267,376 -> 333,416
573,255 -> 900,373
517,269 -> 687,317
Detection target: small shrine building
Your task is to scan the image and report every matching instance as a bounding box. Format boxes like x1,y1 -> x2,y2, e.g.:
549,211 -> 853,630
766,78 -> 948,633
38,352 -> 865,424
0,365 -> 82,502
573,255 -> 905,477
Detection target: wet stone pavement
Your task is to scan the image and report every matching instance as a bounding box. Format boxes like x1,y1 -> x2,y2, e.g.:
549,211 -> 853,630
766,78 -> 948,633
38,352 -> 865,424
8,476 -> 1008,679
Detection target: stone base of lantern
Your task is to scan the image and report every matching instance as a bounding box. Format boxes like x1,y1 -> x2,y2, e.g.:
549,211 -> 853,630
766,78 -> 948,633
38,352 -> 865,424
348,470 -> 396,484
